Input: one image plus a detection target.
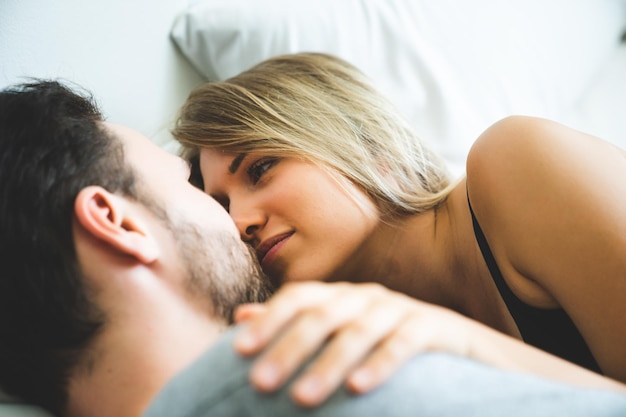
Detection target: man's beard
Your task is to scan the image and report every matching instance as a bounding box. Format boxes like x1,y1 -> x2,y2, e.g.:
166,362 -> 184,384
136,183 -> 273,324
170,217 -> 274,324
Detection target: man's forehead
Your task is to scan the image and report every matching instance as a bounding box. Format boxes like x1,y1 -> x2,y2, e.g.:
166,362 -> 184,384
99,122 -> 195,203
101,122 -> 164,166
102,121 -> 152,150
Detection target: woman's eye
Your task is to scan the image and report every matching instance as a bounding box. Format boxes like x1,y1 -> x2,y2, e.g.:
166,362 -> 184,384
247,158 -> 277,184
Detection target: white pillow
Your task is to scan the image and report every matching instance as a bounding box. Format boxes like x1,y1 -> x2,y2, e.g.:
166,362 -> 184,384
171,0 -> 626,175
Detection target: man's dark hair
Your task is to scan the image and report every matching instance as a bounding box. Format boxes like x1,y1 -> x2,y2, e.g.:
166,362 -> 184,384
0,80 -> 139,414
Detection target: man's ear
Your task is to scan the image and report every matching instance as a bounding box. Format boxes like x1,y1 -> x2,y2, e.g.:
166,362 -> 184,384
74,186 -> 160,264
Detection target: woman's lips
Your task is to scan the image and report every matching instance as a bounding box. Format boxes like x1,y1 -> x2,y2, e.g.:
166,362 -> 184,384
256,232 -> 293,269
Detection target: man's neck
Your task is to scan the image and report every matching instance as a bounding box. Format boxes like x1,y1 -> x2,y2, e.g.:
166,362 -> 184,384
67,272 -> 226,417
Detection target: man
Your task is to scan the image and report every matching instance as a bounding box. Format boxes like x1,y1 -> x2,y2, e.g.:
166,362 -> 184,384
1,81 -> 625,417
0,80 -> 271,416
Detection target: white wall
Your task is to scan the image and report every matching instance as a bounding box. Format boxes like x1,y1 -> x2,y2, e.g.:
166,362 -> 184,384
0,0 -> 204,151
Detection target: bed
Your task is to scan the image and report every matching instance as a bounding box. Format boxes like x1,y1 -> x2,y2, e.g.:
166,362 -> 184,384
0,0 -> 625,416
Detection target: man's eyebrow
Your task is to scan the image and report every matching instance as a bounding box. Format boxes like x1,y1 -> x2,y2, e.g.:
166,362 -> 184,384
229,153 -> 246,174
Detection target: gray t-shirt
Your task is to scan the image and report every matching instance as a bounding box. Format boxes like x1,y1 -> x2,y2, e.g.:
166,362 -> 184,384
144,327 -> 626,417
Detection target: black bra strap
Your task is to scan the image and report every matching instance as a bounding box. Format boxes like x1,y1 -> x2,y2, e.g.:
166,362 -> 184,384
466,189 -> 601,373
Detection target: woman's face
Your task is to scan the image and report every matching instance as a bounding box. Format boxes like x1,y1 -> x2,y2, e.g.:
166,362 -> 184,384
199,148 -> 379,285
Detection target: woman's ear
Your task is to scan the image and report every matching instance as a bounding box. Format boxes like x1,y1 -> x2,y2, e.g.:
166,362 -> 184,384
74,186 -> 160,264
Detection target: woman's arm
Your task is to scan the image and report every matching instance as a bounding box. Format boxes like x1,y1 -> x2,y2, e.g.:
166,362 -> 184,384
466,115 -> 626,382
233,281 -> 626,407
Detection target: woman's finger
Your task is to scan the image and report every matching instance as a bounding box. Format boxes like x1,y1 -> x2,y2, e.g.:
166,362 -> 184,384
233,282 -> 334,356
346,306 -> 470,393
246,285 -> 376,392
289,298 -> 408,406
233,303 -> 267,323
346,315 -> 427,393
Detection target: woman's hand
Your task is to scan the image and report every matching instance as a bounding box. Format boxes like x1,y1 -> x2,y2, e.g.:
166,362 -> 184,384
232,281 -> 474,407
233,281 -> 626,408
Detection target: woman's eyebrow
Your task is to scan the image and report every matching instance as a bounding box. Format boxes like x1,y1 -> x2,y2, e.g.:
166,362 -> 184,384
229,153 -> 247,174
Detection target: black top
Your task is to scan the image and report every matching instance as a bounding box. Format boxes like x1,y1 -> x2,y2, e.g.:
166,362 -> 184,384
467,195 -> 601,373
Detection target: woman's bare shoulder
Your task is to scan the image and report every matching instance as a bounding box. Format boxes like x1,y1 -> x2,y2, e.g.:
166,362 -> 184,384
465,115 -> 626,286
468,116 -> 564,182
466,115 -> 626,215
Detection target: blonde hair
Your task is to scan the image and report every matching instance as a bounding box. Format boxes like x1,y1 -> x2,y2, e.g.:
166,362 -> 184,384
173,52 -> 454,216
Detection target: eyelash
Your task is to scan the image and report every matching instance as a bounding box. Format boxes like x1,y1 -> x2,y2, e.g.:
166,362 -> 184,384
247,157 -> 278,185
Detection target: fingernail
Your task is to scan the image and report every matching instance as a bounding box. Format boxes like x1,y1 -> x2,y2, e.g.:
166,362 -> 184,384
234,332 -> 258,353
349,369 -> 372,391
252,362 -> 281,391
293,376 -> 322,406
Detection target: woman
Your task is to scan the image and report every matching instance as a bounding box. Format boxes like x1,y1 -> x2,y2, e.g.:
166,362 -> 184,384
172,53 -> 626,404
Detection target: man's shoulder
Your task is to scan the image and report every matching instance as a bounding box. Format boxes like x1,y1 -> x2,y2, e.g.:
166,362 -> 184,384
144,328 -> 253,416
144,327 -> 626,417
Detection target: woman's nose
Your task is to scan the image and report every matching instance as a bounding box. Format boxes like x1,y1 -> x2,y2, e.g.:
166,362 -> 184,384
230,203 -> 265,242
